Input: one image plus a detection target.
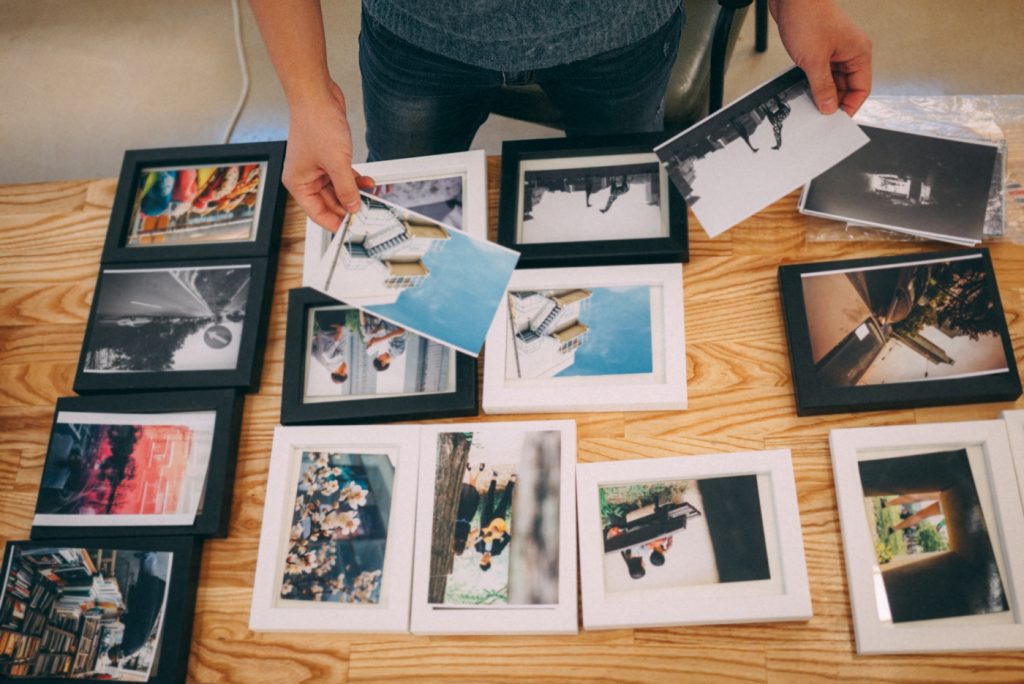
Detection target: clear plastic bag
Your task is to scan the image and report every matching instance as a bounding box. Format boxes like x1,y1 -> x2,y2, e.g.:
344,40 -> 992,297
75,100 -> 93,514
806,95 -> 1024,244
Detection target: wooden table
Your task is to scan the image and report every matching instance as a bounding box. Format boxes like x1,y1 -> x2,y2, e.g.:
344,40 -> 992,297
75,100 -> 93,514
2,154 -> 1023,682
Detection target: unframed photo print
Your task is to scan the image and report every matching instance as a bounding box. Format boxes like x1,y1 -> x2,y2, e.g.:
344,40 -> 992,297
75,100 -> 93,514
800,125 -> 998,244
303,150 -> 487,285
655,66 -> 868,237
83,265 -> 251,374
34,410 -> 215,528
311,193 -> 519,356
516,153 -> 669,244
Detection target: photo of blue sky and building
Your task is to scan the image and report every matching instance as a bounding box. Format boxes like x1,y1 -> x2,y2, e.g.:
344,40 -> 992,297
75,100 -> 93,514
504,285 -> 653,381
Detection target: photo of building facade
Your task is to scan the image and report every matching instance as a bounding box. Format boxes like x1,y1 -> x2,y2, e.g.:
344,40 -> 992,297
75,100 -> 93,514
505,289 -> 592,379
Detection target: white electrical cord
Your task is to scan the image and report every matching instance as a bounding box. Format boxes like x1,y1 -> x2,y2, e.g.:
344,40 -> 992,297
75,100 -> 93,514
221,0 -> 250,144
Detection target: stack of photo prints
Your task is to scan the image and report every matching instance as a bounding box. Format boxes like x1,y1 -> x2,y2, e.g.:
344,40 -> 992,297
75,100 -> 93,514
1,142 -> 286,681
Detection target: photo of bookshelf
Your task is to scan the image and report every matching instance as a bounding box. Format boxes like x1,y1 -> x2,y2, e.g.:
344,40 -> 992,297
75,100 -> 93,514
0,545 -> 172,681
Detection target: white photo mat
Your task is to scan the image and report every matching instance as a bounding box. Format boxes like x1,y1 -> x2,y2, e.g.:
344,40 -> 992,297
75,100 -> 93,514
482,263 -> 686,414
999,409 -> 1024,513
409,420 -> 578,635
33,409 -> 216,528
302,150 -> 488,285
250,425 -> 419,633
576,450 -> 810,630
829,420 -> 1024,654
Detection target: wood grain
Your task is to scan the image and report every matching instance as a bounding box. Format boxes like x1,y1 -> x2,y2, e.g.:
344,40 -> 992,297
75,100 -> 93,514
1,153 -> 1023,683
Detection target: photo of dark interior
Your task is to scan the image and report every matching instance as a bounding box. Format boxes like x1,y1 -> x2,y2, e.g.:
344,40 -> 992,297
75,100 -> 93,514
858,448 -> 1009,624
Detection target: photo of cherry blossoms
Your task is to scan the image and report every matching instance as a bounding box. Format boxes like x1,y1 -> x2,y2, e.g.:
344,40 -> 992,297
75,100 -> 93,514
279,450 -> 395,605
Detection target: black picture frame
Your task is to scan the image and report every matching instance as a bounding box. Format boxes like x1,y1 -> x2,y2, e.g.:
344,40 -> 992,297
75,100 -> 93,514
73,257 -> 274,393
31,390 -> 244,540
100,141 -> 287,263
281,287 -> 478,424
0,535 -> 201,684
779,248 -> 1021,415
498,134 -> 688,267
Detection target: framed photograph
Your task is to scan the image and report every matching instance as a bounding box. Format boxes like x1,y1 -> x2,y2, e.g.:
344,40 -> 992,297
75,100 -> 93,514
302,150 -> 487,285
310,192 -> 519,356
778,248 -> 1020,415
0,535 -> 201,682
829,420 -> 1024,653
31,390 -> 243,540
999,409 -> 1024,508
576,450 -> 810,630
250,425 -> 419,633
101,142 -> 287,262
409,421 -> 578,635
73,257 -> 274,393
799,125 -> 998,245
497,134 -> 687,267
280,288 -> 477,425
654,66 -> 868,237
482,263 -> 686,413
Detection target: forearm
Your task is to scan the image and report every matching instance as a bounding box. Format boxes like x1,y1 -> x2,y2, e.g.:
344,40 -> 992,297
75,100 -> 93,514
248,0 -> 336,106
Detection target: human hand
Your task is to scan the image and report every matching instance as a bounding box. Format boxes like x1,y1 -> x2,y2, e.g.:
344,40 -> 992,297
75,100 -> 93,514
769,0 -> 872,116
284,80 -> 375,231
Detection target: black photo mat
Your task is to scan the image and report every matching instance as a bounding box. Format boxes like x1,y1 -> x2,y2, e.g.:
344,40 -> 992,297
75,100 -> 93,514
73,257 -> 274,394
100,141 -> 287,263
778,248 -> 1021,415
0,535 -> 201,684
498,134 -> 688,267
30,390 -> 244,540
280,287 -> 478,425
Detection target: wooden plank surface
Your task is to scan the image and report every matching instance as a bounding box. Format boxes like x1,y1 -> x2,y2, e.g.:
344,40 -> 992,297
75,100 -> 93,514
1,155 -> 1023,683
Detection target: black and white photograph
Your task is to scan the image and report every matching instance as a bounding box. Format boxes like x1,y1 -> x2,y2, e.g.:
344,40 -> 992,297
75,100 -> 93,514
498,135 -> 687,267
518,156 -> 666,244
0,536 -> 201,683
654,66 -> 868,237
83,265 -> 250,373
74,258 -> 272,392
830,421 -> 1024,653
800,125 -> 998,245
576,451 -> 810,631
280,288 -> 477,425
101,142 -> 287,263
779,249 -> 1021,415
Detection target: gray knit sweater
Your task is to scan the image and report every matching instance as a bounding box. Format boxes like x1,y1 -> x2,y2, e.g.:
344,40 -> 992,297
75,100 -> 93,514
361,0 -> 683,72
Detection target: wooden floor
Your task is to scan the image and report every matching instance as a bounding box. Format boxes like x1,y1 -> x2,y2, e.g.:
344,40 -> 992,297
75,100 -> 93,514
2,148 -> 1024,682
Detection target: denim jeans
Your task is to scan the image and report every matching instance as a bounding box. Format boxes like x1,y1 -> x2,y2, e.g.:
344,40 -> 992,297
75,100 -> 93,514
359,9 -> 684,162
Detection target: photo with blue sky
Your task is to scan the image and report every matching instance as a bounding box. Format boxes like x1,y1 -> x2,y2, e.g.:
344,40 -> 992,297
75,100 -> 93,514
560,285 -> 653,377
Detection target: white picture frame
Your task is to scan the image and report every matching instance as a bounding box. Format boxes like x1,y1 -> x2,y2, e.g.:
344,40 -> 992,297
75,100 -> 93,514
250,425 -> 420,633
482,263 -> 686,414
576,450 -> 811,630
302,150 -> 488,285
409,420 -> 578,635
999,409 -> 1024,514
829,420 -> 1024,654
